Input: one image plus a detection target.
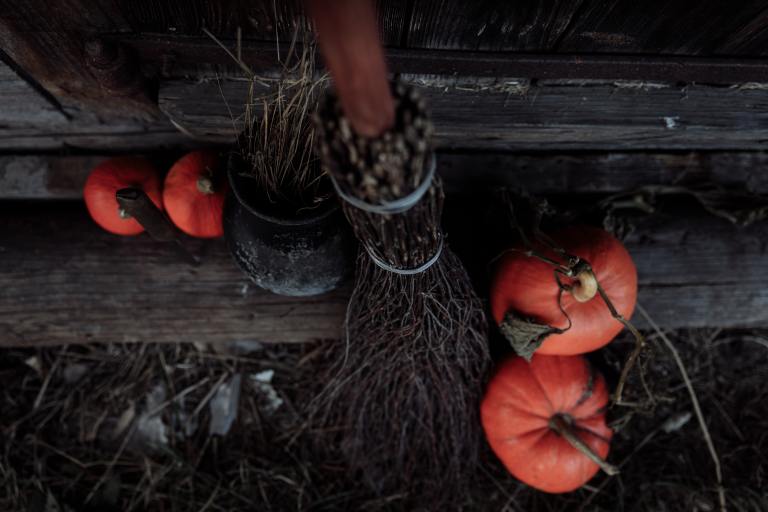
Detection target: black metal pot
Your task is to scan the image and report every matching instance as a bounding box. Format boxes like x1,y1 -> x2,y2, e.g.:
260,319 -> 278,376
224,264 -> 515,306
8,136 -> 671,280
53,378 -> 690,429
223,154 -> 353,296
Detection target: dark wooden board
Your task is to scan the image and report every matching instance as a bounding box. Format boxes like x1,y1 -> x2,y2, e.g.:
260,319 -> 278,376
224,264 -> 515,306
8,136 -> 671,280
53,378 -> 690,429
112,0 -> 405,45
1,202 -> 766,348
4,152 -> 768,200
556,0 -> 768,56
623,212 -> 768,328
0,63 -> 68,126
104,0 -> 768,57
122,35 -> 768,82
404,0 -> 583,51
0,203 -> 349,347
0,0 -> 158,119
159,77 -> 768,150
0,156 -> 99,199
437,152 -> 768,195
0,60 -> 193,151
0,127 -> 194,152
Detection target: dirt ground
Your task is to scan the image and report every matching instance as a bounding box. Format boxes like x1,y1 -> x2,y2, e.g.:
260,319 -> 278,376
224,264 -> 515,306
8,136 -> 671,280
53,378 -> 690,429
1,327 -> 766,511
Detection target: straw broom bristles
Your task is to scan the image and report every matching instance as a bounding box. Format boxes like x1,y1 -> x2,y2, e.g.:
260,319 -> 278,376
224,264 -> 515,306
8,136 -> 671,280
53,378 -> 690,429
311,83 -> 491,502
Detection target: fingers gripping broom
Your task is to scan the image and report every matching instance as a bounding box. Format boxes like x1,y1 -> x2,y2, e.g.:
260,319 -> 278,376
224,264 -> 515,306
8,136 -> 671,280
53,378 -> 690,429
308,0 -> 491,498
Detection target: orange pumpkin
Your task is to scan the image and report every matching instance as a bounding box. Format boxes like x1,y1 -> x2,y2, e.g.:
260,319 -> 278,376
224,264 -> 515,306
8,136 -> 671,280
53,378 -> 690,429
83,156 -> 163,236
163,150 -> 227,238
481,354 -> 615,494
491,226 -> 637,356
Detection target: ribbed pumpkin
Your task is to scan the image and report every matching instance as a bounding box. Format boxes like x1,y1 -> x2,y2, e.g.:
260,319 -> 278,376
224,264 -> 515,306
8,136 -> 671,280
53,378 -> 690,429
163,150 -> 227,238
83,156 -> 163,236
481,354 -> 615,494
491,226 -> 637,356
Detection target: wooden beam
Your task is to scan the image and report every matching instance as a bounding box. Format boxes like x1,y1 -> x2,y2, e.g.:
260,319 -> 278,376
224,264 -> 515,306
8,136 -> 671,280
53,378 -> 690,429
121,35 -> 768,83
0,156 -> 98,199
159,77 -> 768,150
0,204 -> 348,347
0,60 -> 193,151
2,151 -> 767,200
0,0 -> 158,119
1,203 -> 766,348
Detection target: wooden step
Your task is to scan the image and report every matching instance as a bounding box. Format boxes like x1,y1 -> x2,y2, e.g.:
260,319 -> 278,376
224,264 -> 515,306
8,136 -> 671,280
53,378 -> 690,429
1,202 -> 766,348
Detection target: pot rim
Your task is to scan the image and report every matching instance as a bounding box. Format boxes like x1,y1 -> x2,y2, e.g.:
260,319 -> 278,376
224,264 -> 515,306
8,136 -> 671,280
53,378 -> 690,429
227,151 -> 340,227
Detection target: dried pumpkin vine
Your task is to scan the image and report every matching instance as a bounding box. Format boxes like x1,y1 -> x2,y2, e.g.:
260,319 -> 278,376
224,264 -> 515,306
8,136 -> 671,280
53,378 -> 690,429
499,195 -> 653,407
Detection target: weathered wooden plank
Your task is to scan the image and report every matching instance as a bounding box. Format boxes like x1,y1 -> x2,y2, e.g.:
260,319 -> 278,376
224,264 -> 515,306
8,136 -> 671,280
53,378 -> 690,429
0,128 -> 194,152
437,152 -> 768,195
121,35 -> 768,82
0,62 -> 68,126
0,204 -> 349,347
716,5 -> 768,57
112,0 -> 404,45
0,202 -> 766,348
158,77 -> 768,150
625,213 -> 768,328
404,0 -> 583,51
0,0 -> 157,119
4,152 -> 768,199
0,57 -> 192,151
114,0 -> 303,40
555,0 -> 768,56
109,0 -> 768,56
0,156 -> 98,199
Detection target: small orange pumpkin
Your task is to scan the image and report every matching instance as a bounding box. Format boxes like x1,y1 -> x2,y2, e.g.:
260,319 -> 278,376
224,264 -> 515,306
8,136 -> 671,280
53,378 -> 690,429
491,226 -> 637,356
481,354 -> 615,494
163,150 -> 227,238
83,156 -> 163,236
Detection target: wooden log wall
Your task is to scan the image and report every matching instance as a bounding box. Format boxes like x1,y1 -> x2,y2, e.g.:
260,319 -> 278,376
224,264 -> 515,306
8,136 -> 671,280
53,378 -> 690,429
2,0 -> 768,347
2,153 -> 767,347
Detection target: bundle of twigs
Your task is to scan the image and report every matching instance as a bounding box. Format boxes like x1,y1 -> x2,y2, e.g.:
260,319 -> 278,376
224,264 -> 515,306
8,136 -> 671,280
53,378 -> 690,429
312,82 -> 491,498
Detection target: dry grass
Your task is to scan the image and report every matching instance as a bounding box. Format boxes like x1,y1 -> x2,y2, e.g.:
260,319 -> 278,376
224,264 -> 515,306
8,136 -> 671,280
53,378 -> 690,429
207,26 -> 331,213
1,328 -> 767,511
238,42 -> 330,211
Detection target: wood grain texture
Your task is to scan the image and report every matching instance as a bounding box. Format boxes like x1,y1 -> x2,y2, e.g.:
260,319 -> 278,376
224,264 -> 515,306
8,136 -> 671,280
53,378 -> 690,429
0,0 -> 157,119
5,152 -> 768,199
0,60 -> 193,151
0,204 -> 349,347
0,126 -> 194,152
1,203 -> 766,348
437,152 -> 768,195
625,213 -> 768,328
405,0 -> 584,50
715,5 -> 768,57
122,35 -> 768,82
0,62 -> 68,126
113,0 -> 404,45
108,0 -> 768,55
556,0 -> 768,55
159,78 -> 768,150
0,156 -> 99,199
115,0 -> 303,40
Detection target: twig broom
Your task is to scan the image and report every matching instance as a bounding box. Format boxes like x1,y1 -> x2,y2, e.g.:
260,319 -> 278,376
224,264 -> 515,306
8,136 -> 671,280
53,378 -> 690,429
311,82 -> 491,498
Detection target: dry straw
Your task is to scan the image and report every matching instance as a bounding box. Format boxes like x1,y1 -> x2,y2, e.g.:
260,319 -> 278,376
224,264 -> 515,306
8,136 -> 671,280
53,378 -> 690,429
206,27 -> 330,212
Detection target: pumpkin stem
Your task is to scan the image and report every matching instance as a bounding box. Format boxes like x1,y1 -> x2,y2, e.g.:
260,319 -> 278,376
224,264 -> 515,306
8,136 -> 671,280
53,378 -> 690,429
197,175 -> 215,195
571,268 -> 598,303
549,414 -> 619,476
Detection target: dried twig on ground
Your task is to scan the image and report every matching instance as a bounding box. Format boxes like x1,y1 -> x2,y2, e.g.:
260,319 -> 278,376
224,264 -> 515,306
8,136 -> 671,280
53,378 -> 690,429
638,305 -> 727,512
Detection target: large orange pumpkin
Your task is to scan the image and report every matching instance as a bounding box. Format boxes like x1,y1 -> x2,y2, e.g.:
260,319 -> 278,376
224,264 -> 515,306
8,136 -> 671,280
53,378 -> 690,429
83,156 -> 163,236
163,150 -> 227,238
491,226 -> 637,356
481,354 -> 615,494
